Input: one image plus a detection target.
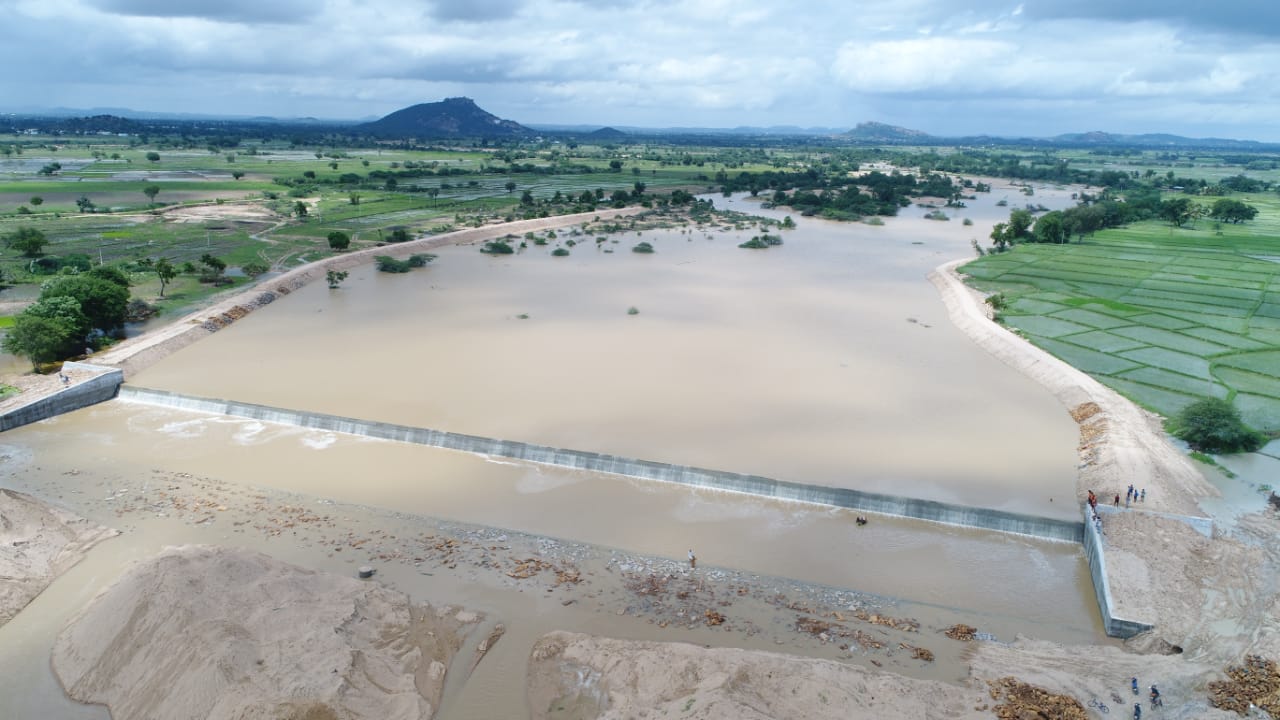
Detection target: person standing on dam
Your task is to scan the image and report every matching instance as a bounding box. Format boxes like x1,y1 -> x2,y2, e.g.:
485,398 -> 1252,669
688,549 -> 696,569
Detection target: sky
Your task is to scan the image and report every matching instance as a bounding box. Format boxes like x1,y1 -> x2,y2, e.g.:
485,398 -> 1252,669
4,0 -> 1280,140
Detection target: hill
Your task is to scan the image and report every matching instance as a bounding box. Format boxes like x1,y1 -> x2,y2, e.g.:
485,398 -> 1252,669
355,97 -> 531,139
846,121 -> 933,143
586,126 -> 628,139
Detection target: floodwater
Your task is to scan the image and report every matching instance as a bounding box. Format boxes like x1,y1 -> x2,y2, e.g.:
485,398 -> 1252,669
133,186 -> 1080,518
0,182 -> 1105,718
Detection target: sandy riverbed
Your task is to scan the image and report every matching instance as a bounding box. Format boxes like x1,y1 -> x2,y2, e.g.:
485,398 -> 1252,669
0,488 -> 117,626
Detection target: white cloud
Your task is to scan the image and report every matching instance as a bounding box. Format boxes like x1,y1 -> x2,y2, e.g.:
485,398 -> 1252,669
1,0 -> 1279,139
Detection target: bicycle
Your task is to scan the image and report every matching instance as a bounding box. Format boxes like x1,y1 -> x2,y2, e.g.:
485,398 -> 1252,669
1088,697 -> 1110,714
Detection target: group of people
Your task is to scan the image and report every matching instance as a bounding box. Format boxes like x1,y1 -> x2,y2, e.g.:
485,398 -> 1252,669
1126,484 -> 1146,506
1087,486 -> 1147,512
1130,677 -> 1162,718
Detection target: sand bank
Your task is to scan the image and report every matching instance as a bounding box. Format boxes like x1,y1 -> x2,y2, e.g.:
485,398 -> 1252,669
0,489 -> 117,626
528,631 -> 1237,719
929,258 -> 1215,516
52,545 -> 486,720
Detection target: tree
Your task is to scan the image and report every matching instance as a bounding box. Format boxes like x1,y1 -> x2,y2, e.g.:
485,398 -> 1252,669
1159,197 -> 1197,227
2,314 -> 77,369
989,222 -> 1012,253
1169,397 -> 1264,453
1007,208 -> 1033,239
76,196 -> 96,213
87,265 -> 131,288
1062,204 -> 1105,242
23,296 -> 91,343
505,181 -> 517,193
327,231 -> 351,251
199,253 -> 227,283
1209,198 -> 1259,224
1032,210 -> 1067,244
293,200 -> 308,218
4,226 -> 48,257
326,269 -> 349,288
41,276 -> 129,333
520,190 -> 534,206
143,185 -> 160,205
232,170 -> 245,180
145,151 -> 160,163
154,258 -> 176,297
29,196 -> 43,207
348,192 -> 360,205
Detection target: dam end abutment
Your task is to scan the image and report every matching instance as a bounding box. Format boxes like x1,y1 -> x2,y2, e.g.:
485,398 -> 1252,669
0,363 -> 123,432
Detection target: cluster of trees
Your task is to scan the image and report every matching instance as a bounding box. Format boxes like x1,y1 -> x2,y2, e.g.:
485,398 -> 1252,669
2,268 -> 131,368
1170,398 -> 1265,454
1157,197 -> 1259,227
988,191 -> 1259,251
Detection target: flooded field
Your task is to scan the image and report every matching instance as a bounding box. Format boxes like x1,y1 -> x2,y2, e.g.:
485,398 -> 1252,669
1,183 -> 1108,718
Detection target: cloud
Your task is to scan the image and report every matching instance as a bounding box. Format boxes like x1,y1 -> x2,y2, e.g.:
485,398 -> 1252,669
1021,0 -> 1280,39
84,0 -> 315,24
2,0 -> 1280,139
832,37 -> 1014,93
427,0 -> 525,22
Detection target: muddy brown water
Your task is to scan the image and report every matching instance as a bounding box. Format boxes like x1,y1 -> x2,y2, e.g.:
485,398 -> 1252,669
1,184 -> 1107,718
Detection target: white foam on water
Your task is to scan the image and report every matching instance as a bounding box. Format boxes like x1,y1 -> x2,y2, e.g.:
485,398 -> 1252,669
156,418 -> 207,439
514,465 -> 583,494
301,432 -> 337,450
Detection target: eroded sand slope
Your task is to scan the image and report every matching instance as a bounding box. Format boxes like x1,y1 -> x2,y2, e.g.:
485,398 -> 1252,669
0,488 -> 118,626
52,545 -> 483,720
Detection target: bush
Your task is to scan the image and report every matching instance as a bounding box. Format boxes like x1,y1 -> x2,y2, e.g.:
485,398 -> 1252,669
1169,397 -> 1265,454
632,241 -> 654,253
327,231 -> 351,251
481,240 -> 514,255
739,234 -> 783,249
407,253 -> 435,267
375,256 -> 411,273
551,248 -> 570,257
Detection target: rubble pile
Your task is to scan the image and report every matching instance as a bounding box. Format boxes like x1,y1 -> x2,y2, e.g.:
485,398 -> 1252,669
987,677 -> 1087,720
944,624 -> 978,641
1209,655 -> 1280,715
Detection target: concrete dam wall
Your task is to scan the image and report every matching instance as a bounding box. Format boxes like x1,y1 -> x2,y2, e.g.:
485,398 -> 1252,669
0,363 -> 123,432
118,385 -> 1085,544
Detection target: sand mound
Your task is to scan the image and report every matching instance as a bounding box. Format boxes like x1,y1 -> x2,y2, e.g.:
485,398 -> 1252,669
0,488 -> 118,626
52,546 -> 482,720
527,631 -> 989,720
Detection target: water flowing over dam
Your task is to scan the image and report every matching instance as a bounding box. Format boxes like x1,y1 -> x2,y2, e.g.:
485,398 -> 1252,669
118,385 -> 1085,544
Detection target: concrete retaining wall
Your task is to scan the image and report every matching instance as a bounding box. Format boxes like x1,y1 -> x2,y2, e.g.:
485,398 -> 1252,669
119,385 -> 1085,543
1081,504 -> 1154,638
0,363 -> 123,432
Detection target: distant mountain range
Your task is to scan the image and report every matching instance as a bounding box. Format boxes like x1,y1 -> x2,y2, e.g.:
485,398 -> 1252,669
3,99 -> 1277,149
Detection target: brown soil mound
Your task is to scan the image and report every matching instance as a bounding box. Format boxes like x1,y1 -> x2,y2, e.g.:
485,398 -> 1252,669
52,546 -> 482,720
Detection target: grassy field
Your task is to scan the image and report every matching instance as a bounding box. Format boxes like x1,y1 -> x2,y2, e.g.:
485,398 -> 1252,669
964,194 -> 1280,433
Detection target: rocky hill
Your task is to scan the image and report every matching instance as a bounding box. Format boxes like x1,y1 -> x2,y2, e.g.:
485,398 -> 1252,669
356,97 -> 531,139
